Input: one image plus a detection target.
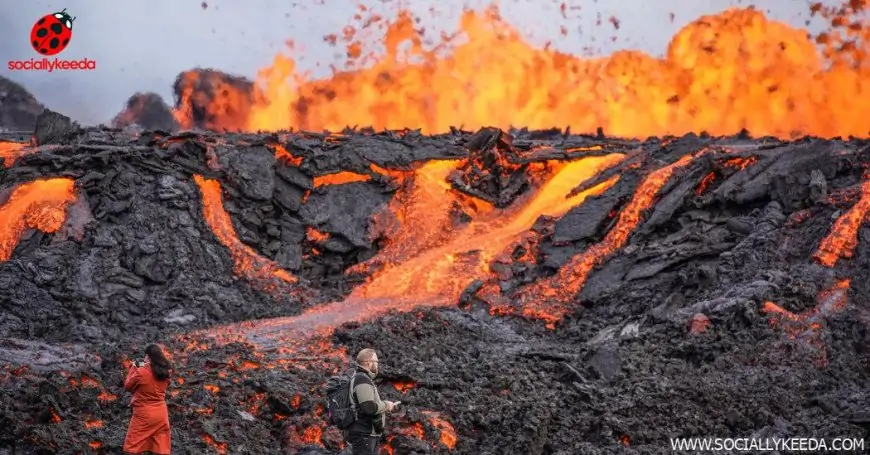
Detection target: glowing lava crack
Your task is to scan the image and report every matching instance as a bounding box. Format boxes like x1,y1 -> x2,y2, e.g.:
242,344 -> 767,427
0,178 -> 77,261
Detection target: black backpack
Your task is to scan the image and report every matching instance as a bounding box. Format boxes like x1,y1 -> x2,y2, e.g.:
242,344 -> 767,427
323,371 -> 357,430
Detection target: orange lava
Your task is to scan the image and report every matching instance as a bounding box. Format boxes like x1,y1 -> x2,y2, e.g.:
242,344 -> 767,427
515,151 -> 705,326
203,156 -> 622,346
297,425 -> 324,445
201,433 -> 228,455
85,418 -> 104,429
89,440 -> 102,450
0,142 -> 28,168
177,5 -> 870,138
695,156 -> 757,195
348,156 -> 622,305
192,175 -> 298,287
0,178 -> 77,261
313,171 -> 372,187
269,143 -> 303,166
306,227 -> 330,243
422,411 -> 458,449
97,391 -> 117,402
397,422 -> 426,439
696,172 -> 717,196
370,163 -> 410,183
813,179 -> 870,267
762,279 -> 850,365
392,381 -> 416,393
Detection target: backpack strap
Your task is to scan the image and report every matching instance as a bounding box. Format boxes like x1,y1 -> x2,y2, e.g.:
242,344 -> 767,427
348,371 -> 358,420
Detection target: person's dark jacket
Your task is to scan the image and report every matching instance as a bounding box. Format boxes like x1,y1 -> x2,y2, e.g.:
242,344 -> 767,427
348,365 -> 387,436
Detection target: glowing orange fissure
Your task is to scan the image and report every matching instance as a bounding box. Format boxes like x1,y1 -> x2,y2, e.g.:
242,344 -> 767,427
175,5 -> 870,138
515,150 -> 706,326
696,156 -> 757,197
192,175 -> 298,286
762,279 -> 850,365
0,178 -> 77,261
313,171 -> 372,187
813,179 -> 870,267
763,172 -> 870,363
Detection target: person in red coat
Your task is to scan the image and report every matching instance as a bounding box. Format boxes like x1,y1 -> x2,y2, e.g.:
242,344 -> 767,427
123,344 -> 172,455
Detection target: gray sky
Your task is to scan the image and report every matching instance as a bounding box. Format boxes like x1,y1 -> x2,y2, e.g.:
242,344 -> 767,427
0,0 -> 841,126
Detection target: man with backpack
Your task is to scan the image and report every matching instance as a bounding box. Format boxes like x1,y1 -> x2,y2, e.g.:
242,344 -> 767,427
344,348 -> 399,454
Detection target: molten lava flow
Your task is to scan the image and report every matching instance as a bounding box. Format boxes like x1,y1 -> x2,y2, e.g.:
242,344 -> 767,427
762,279 -> 850,365
177,5 -> 870,138
421,411 -> 458,449
0,178 -> 77,261
349,155 -> 623,304
0,142 -> 28,168
813,179 -> 870,267
695,155 -> 758,195
288,425 -> 324,446
351,160 -> 461,268
313,171 -> 372,187
192,175 -> 298,288
219,155 -> 623,346
391,381 -> 416,393
516,151 -> 705,326
695,172 -> 717,196
269,143 -> 303,166
306,227 -> 330,243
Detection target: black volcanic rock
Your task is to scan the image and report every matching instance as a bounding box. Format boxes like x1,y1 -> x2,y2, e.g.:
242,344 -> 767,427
0,129 -> 867,455
33,108 -> 82,145
112,92 -> 179,132
450,127 -> 535,207
0,76 -> 45,131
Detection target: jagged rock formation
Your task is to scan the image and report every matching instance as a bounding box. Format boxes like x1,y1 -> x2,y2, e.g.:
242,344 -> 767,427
0,76 -> 45,132
111,92 -> 179,133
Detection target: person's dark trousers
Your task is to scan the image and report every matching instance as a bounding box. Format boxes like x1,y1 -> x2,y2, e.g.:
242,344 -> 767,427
347,432 -> 380,455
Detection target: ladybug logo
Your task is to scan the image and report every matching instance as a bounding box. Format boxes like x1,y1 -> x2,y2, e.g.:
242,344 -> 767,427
30,9 -> 76,56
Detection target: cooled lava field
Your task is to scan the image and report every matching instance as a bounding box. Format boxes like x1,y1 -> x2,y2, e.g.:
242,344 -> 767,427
2,3 -> 870,455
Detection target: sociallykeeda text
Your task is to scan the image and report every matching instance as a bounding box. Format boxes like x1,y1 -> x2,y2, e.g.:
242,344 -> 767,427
7,57 -> 96,72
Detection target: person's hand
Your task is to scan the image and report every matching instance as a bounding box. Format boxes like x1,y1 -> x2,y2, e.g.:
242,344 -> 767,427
386,401 -> 400,412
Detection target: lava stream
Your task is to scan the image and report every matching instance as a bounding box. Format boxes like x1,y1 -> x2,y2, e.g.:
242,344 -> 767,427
0,142 -> 28,168
192,175 -> 298,287
515,150 -> 706,325
813,179 -> 870,267
313,171 -> 372,187
0,178 -> 77,261
763,176 -> 870,363
218,154 -> 624,346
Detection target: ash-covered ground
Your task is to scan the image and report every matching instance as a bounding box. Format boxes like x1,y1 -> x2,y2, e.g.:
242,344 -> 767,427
0,108 -> 868,455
